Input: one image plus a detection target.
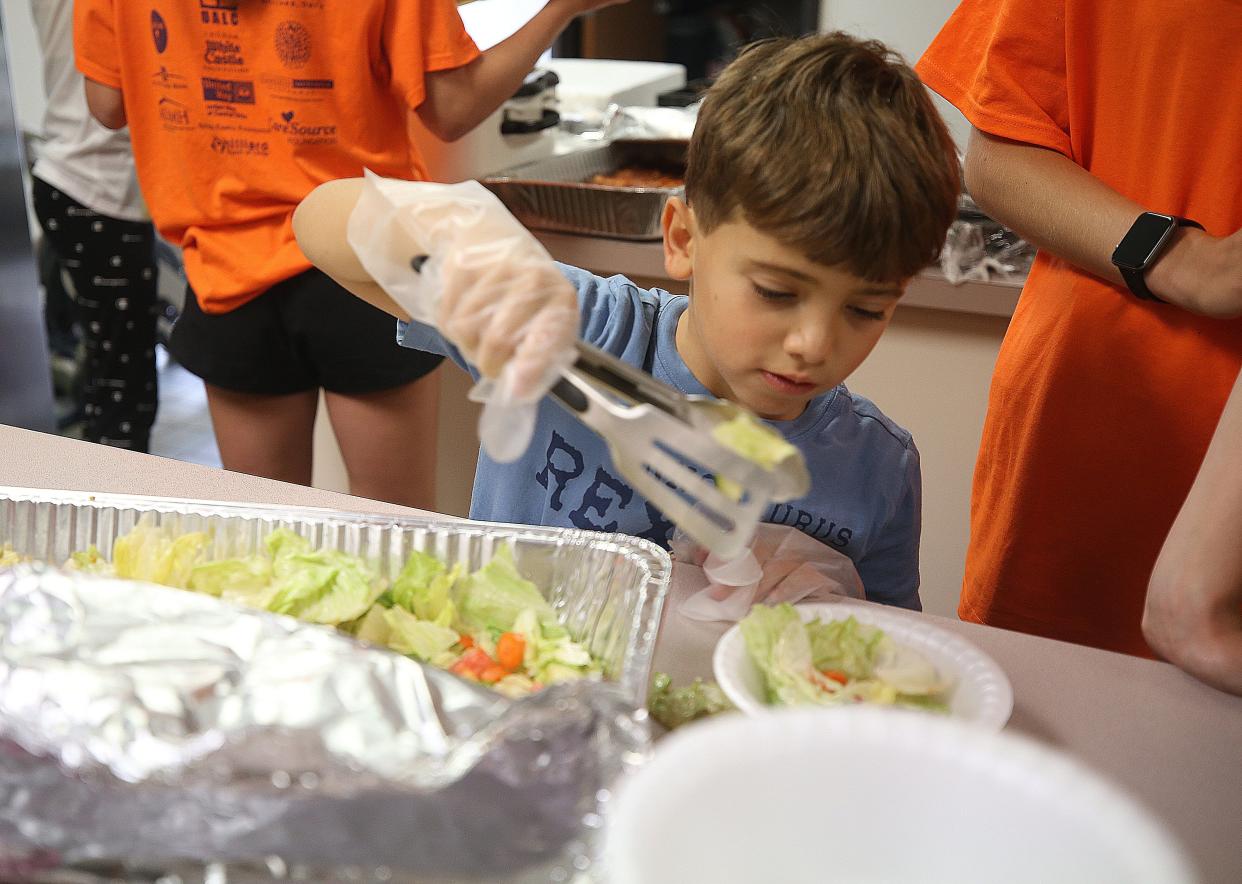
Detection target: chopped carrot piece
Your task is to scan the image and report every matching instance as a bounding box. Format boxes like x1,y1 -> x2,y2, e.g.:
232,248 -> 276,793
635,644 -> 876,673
479,665 -> 507,684
457,633 -> 475,649
496,632 -> 526,671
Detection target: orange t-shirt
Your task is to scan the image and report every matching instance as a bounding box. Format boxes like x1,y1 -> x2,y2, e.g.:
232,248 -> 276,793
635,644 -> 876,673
75,0 -> 479,313
917,0 -> 1242,656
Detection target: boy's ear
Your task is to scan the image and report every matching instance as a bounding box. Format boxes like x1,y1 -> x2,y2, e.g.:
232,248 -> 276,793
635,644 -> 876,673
661,196 -> 695,281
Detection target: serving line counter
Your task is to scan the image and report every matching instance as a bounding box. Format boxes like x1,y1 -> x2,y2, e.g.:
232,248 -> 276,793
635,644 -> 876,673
2,424 -> 1239,883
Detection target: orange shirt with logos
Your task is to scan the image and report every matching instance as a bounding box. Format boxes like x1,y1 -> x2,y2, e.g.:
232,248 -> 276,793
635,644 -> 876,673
917,0 -> 1242,656
75,0 -> 479,313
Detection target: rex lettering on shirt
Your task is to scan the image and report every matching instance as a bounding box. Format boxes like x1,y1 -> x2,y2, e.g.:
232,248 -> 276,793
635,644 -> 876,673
532,425 -> 854,548
397,263 -> 922,609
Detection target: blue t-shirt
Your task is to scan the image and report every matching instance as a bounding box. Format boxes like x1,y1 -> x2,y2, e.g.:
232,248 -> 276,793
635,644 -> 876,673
398,264 -> 922,610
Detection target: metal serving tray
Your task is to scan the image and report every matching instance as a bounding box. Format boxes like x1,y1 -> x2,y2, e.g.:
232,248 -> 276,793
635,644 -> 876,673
0,486 -> 669,706
0,487 -> 671,881
483,139 -> 687,241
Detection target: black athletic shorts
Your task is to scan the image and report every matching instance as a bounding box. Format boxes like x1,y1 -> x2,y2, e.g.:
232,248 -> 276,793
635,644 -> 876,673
169,267 -> 442,395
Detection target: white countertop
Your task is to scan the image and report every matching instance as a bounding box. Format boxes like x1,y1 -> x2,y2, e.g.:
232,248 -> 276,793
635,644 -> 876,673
3,425 -> 1239,882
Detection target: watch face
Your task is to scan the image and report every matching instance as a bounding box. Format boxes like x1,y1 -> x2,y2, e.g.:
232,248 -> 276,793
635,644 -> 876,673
1113,213 -> 1177,271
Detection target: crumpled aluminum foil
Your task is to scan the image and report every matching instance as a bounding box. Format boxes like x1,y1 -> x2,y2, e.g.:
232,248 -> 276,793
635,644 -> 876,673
0,565 -> 650,881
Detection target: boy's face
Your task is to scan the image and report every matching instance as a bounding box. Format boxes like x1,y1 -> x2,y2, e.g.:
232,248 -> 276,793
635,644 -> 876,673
663,198 -> 904,421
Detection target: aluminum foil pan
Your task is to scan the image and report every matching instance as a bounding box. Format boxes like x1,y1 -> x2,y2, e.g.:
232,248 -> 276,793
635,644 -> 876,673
0,488 -> 671,881
483,139 -> 687,241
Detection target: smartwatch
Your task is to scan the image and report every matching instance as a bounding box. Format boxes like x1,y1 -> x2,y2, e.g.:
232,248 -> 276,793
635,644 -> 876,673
1111,212 -> 1204,302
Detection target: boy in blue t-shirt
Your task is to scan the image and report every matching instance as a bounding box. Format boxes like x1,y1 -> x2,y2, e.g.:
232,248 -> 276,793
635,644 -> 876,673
294,33 -> 961,610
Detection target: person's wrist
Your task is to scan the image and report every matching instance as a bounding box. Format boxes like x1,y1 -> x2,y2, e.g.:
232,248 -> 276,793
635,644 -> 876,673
1145,226 -> 1207,308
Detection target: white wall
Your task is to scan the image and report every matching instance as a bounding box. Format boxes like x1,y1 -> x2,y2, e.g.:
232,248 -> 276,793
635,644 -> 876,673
2,0 -> 45,134
819,0 -> 969,151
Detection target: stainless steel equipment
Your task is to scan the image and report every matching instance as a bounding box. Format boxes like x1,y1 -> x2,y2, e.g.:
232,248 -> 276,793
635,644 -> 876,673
483,139 -> 687,240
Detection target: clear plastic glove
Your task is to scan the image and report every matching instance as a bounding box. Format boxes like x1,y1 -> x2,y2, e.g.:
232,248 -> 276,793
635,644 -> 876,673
671,523 -> 866,622
346,171 -> 578,462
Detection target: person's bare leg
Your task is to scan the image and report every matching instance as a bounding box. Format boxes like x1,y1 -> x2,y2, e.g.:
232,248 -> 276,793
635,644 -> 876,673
324,370 -> 441,509
204,384 -> 318,485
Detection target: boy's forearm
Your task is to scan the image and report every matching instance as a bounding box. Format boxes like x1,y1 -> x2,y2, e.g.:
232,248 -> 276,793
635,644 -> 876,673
415,0 -> 588,142
293,179 -> 411,321
964,128 -> 1234,314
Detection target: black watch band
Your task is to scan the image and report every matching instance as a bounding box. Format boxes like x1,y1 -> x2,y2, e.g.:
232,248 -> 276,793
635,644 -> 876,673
1118,217 -> 1205,303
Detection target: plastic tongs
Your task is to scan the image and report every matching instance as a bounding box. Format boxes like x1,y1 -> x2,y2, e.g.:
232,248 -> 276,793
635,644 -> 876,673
549,340 -> 810,558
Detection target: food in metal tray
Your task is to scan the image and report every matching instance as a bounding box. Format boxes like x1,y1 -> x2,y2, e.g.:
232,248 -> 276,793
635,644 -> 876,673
55,518 -> 604,698
589,167 -> 685,189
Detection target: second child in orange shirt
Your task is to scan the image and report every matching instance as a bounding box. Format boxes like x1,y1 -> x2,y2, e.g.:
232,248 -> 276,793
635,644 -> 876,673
74,0 -> 625,507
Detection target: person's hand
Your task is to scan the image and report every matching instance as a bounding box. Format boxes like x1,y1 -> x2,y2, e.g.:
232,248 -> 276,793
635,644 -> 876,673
1149,226 -> 1242,318
435,242 -> 579,399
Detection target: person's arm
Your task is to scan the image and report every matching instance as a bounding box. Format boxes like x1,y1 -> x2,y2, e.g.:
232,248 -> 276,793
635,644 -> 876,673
1142,369 -> 1242,695
963,128 -> 1242,318
294,176 -> 577,387
415,0 -> 622,142
293,179 -> 412,321
84,78 -> 126,129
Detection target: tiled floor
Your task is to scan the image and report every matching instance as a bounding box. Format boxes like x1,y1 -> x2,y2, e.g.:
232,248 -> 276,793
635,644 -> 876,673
148,351 -> 221,467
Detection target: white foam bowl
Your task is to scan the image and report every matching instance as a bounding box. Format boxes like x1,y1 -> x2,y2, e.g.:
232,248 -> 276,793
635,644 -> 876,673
713,601 -> 1014,730
606,708 -> 1197,884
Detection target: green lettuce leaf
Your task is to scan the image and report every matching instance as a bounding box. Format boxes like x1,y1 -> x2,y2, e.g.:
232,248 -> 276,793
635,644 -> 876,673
188,557 -> 272,598
391,550 -> 461,627
740,603 -> 834,706
112,519 -> 210,588
456,544 -> 553,633
383,605 -> 460,661
805,615 -> 885,680
648,672 -> 734,729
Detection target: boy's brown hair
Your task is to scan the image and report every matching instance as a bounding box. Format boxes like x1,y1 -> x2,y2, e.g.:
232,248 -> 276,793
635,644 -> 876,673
686,32 -> 960,283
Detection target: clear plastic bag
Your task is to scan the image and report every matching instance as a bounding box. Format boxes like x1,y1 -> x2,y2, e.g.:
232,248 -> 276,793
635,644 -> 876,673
601,103 -> 699,141
939,212 -> 1036,285
670,524 -> 865,622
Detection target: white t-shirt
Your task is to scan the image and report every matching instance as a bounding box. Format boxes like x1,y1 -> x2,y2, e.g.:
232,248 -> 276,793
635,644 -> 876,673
29,0 -> 148,222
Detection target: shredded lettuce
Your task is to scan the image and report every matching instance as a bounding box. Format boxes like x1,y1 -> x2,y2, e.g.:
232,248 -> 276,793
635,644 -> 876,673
456,544 -> 554,633
740,603 -> 950,712
382,605 -> 460,661
58,524 -> 603,698
648,672 -> 734,729
112,519 -> 210,588
1,544 -> 31,568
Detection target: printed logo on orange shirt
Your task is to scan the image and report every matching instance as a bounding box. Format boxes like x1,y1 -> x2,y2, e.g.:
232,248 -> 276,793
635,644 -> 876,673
151,10 -> 169,53
152,67 -> 188,90
205,39 -> 246,67
210,136 -> 270,156
202,78 -> 256,105
274,21 -> 311,68
199,0 -> 239,27
158,97 -> 191,129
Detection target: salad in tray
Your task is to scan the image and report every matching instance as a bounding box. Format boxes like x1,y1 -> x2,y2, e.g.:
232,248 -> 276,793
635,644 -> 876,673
740,603 -> 951,711
3,523 -> 601,698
